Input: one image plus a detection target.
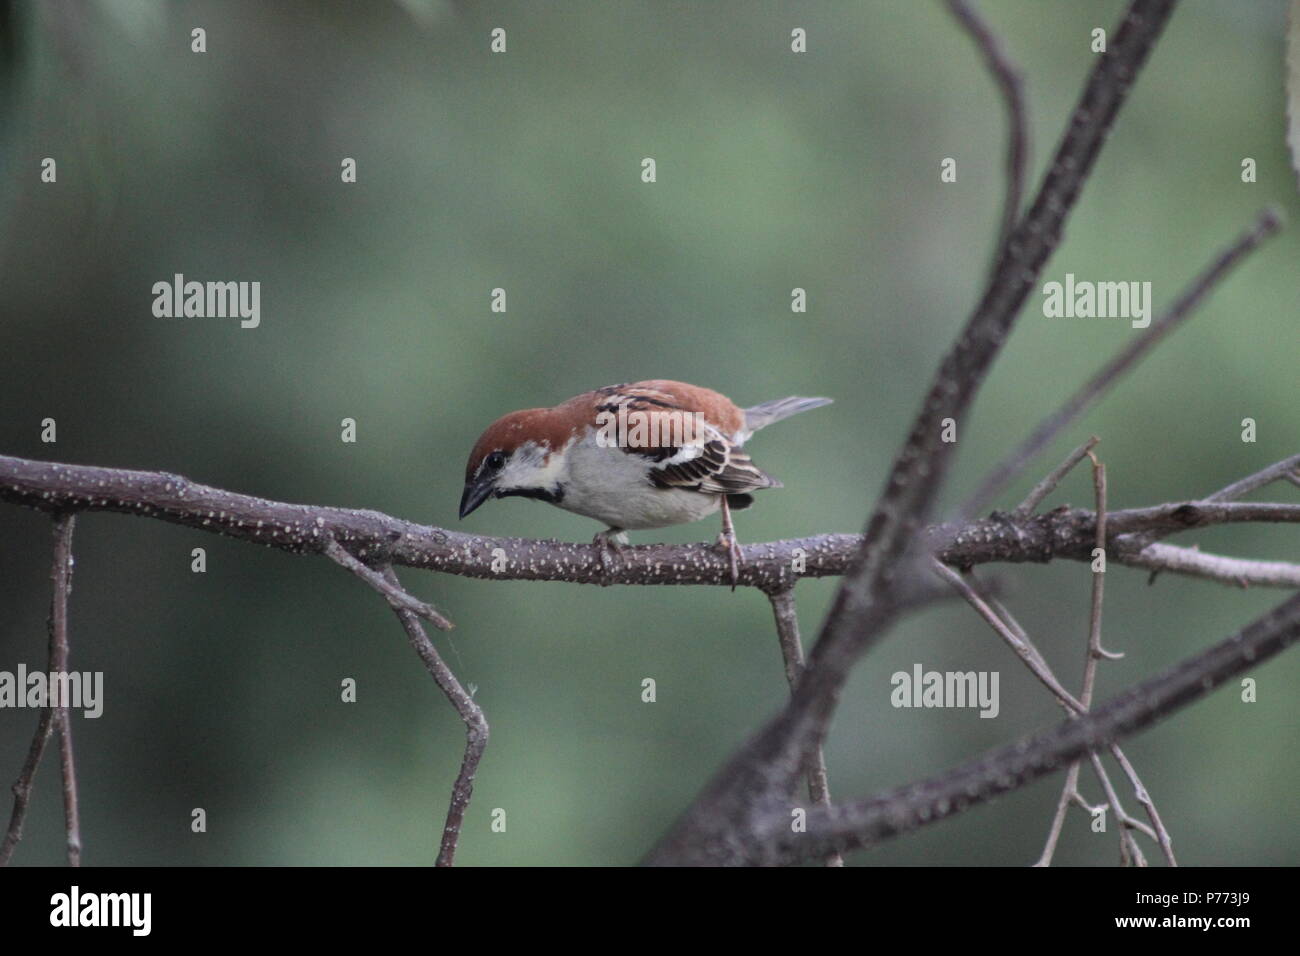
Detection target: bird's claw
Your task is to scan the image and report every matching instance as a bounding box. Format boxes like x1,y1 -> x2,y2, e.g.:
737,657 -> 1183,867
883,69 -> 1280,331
593,529 -> 627,586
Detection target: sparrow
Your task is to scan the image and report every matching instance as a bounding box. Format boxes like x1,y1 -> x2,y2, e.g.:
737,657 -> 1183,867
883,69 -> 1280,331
459,380 -> 832,587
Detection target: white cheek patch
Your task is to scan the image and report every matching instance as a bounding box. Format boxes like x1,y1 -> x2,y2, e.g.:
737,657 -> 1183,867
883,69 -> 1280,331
498,438 -> 573,490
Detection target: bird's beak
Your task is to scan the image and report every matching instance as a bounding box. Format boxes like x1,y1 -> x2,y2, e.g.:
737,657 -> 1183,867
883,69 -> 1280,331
459,476 -> 494,519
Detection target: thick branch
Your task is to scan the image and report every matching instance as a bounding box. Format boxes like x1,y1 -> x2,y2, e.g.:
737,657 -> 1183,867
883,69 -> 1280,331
648,1 -> 1185,863
4,454 -> 1294,592
755,590 -> 1300,864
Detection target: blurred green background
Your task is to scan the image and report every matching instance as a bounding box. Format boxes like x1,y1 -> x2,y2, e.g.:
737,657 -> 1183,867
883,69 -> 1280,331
1,0 -> 1296,866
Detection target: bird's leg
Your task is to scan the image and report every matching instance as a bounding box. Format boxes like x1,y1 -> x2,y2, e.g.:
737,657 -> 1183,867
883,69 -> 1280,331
592,527 -> 628,586
714,496 -> 742,590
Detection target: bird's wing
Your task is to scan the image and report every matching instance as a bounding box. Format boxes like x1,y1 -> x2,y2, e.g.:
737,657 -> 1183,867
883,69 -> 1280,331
590,383 -> 780,494
646,437 -> 780,494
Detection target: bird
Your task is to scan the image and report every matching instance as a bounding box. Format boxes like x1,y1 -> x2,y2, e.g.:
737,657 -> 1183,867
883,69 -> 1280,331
458,380 -> 832,587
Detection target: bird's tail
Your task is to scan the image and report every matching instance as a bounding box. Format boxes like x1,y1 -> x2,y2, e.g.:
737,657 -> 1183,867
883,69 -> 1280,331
743,395 -> 833,433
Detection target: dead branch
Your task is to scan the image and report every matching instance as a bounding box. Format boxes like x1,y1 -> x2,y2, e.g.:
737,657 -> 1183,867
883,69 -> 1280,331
647,0 -> 1183,865
735,589 -> 1300,865
961,206 -> 1283,518
380,567 -> 487,867
766,589 -> 842,867
1,514 -> 81,866
2,454 -> 1295,591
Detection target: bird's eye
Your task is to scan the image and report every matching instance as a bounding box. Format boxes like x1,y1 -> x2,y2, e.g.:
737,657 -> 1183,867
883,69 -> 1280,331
485,451 -> 506,471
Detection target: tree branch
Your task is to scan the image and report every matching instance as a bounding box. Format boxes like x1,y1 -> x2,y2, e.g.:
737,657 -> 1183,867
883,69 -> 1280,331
766,589 -> 842,867
4,453 -> 1294,592
1119,543 -> 1300,588
960,206 -> 1283,518
381,567 -> 487,867
323,538 -> 454,630
646,0 -> 1181,864
754,589 -> 1300,864
0,693 -> 53,866
935,558 -> 1164,865
49,515 -> 82,867
318,541 -> 487,865
1015,437 -> 1098,517
1116,452 -> 1300,565
1,513 -> 81,866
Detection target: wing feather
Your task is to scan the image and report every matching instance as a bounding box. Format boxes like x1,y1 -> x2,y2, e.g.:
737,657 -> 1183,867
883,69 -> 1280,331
650,438 -> 780,494
589,385 -> 778,494
587,382 -> 780,495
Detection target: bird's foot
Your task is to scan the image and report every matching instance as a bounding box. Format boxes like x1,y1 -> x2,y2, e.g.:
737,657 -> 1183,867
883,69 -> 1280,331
713,530 -> 743,591
593,529 -> 628,586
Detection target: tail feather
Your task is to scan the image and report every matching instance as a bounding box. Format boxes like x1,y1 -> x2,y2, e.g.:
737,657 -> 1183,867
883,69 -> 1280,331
743,395 -> 833,433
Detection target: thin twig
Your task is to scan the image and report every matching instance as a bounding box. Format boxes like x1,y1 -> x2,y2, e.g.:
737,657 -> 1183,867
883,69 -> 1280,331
1105,501 -> 1300,531
1086,455 -> 1175,864
766,589 -> 843,867
1206,452 -> 1300,502
960,207 -> 1284,518
1088,750 -> 1147,865
1040,455 -> 1156,865
324,538 -> 453,630
1072,456 -> 1110,854
932,561 -> 1155,862
50,515 -> 82,867
1082,455 -> 1121,674
323,540 -> 482,864
381,568 -> 486,867
946,0 -> 1029,259
1119,542 -> 1300,589
1015,436 -> 1099,516
1035,762 -> 1080,867
945,457 -> 1175,866
1131,451 -> 1300,557
1061,455 -> 1146,864
0,708 -> 54,866
2,514 -> 82,866
927,497 -> 1300,574
1108,743 -> 1176,865
930,561 -> 1081,707
1117,452 -> 1300,581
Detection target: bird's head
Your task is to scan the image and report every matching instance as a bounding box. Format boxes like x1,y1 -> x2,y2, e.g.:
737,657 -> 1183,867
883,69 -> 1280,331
459,408 -> 571,519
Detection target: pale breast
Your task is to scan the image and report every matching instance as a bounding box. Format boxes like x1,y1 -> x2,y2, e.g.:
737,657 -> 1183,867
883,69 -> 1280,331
558,435 -> 722,530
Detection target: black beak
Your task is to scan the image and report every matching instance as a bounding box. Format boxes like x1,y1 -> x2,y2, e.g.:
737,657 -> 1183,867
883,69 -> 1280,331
459,477 -> 494,519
